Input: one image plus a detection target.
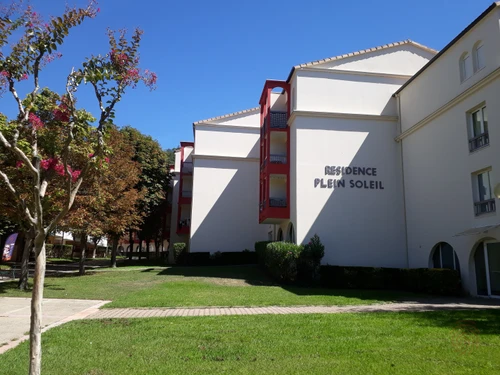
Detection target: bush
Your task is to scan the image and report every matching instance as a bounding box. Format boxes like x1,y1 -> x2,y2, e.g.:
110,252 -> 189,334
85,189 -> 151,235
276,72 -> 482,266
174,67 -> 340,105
299,234 -> 325,283
264,242 -> 303,283
255,241 -> 272,264
46,244 -> 73,258
217,251 -> 257,265
186,252 -> 211,266
173,243 -> 187,264
320,265 -> 462,296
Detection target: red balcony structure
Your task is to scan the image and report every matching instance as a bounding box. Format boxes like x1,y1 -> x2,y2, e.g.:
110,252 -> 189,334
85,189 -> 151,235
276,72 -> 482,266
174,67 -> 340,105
176,142 -> 194,235
259,80 -> 290,224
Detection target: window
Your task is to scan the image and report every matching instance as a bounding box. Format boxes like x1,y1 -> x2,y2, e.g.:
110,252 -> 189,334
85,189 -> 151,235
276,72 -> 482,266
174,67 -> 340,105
473,41 -> 485,72
468,105 -> 489,151
472,169 -> 496,216
431,242 -> 460,272
460,52 -> 472,81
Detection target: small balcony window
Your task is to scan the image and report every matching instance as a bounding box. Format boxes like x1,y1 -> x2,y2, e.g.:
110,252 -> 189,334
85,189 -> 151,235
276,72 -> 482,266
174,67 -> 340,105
468,106 -> 489,152
473,170 -> 496,216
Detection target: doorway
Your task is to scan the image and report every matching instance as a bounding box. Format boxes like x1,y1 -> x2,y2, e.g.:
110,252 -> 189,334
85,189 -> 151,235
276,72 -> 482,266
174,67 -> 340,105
474,241 -> 500,297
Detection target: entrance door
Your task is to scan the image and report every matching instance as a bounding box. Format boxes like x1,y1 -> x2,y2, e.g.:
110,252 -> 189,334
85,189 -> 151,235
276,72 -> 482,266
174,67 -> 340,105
475,241 -> 500,297
487,242 -> 500,296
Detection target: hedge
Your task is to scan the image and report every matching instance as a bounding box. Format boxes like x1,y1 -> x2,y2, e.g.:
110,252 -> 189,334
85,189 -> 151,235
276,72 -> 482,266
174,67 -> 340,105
254,241 -> 272,264
46,244 -> 73,259
173,250 -> 258,266
263,242 -> 303,283
320,265 -> 462,296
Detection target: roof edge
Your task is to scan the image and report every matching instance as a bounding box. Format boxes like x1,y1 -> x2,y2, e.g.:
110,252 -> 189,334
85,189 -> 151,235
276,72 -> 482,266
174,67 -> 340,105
286,39 -> 438,83
394,2 -> 500,96
193,106 -> 260,125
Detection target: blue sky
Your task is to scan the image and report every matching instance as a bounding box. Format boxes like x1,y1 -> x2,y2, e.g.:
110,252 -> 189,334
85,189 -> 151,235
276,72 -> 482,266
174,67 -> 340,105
4,0 -> 494,149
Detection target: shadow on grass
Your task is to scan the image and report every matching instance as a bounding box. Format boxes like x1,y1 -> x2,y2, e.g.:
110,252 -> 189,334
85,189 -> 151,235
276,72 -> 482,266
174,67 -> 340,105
158,265 -> 276,286
400,309 -> 500,336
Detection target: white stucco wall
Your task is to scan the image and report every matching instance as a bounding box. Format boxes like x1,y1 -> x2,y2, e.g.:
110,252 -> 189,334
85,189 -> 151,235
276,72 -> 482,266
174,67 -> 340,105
401,78 -> 500,295
190,157 -> 268,252
399,9 -> 500,133
296,70 -> 403,116
194,126 -> 260,158
291,115 -> 407,267
319,44 -> 436,75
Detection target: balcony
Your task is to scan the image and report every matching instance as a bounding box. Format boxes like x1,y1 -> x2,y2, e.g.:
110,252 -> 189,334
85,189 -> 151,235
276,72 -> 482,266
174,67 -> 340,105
179,190 -> 192,204
270,111 -> 287,129
177,219 -> 190,235
270,154 -> 287,164
469,132 -> 489,152
259,198 -> 289,224
182,162 -> 193,174
474,199 -> 496,216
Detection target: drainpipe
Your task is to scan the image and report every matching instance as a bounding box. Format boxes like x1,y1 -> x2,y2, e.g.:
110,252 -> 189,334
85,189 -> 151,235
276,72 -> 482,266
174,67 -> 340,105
396,93 -> 410,269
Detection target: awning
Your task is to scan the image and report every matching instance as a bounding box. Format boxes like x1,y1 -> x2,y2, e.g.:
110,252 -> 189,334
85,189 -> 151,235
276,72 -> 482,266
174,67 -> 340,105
453,224 -> 500,237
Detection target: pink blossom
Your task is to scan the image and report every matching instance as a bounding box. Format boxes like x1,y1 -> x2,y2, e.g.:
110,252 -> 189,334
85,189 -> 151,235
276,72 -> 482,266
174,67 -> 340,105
20,74 -> 28,81
0,71 -> 9,77
53,163 -> 66,177
53,103 -> 70,122
105,157 -> 110,163
143,70 -> 157,90
40,158 -> 58,170
71,170 -> 81,182
16,161 -> 24,168
88,153 -> 94,158
28,113 -> 44,130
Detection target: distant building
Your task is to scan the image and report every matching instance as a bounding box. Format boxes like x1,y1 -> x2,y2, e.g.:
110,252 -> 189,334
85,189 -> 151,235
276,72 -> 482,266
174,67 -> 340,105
168,2 -> 500,297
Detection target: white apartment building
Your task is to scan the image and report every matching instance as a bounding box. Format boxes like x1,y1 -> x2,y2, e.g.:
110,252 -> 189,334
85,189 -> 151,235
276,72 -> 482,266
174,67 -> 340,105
169,2 -> 500,297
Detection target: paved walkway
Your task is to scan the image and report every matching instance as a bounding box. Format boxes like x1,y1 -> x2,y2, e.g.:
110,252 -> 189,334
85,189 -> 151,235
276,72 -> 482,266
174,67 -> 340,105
87,300 -> 500,319
0,297 -> 109,354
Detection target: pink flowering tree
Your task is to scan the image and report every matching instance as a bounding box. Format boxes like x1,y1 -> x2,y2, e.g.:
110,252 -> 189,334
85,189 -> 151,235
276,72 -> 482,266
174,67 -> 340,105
0,2 -> 156,374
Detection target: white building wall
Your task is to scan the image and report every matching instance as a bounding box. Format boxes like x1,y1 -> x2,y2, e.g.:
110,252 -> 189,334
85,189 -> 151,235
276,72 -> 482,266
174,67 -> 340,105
169,151 -> 183,248
399,9 -> 500,133
190,157 -> 268,252
400,72 -> 500,295
194,126 -> 260,158
291,115 -> 407,267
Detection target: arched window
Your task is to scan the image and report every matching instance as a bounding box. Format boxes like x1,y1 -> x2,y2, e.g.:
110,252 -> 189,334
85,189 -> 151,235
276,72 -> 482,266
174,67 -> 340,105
460,52 -> 472,82
277,228 -> 283,241
431,242 -> 460,271
473,41 -> 485,72
287,222 -> 295,243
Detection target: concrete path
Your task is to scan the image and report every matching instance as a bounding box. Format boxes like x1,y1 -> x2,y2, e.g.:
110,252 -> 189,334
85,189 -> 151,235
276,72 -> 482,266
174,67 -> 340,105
87,300 -> 500,319
0,297 -> 109,354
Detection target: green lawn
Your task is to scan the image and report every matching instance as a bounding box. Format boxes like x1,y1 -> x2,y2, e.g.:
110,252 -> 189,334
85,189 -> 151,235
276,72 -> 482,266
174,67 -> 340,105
0,265 -> 423,308
1,310 -> 499,374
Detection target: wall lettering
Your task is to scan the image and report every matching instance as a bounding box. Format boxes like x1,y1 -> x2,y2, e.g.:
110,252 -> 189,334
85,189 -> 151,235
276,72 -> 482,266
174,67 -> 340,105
314,166 -> 385,190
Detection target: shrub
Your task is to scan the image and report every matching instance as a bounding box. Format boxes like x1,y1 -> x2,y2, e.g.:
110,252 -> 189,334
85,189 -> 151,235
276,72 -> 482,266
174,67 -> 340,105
186,252 -> 211,266
320,265 -> 462,296
46,244 -> 73,258
264,242 -> 303,283
218,251 -> 257,265
255,241 -> 272,264
299,234 -> 325,282
173,243 -> 187,264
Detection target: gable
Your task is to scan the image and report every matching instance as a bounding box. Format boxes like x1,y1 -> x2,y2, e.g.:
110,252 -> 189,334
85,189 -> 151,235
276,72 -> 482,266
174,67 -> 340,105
300,42 -> 437,77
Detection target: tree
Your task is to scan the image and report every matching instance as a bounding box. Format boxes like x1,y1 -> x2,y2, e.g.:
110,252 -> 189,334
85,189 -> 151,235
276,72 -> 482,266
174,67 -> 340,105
120,127 -> 171,258
0,3 -> 156,373
60,126 -> 144,272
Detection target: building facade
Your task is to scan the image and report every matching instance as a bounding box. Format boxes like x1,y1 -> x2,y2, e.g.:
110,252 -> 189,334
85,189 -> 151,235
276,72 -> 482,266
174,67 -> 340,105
168,2 -> 500,297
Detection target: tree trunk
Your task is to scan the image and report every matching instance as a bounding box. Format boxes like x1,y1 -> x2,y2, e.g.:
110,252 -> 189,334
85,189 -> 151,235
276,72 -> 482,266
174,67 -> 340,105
110,235 -> 119,268
29,235 -> 47,375
146,240 -> 150,260
128,230 -> 133,260
79,232 -> 87,276
18,229 -> 34,290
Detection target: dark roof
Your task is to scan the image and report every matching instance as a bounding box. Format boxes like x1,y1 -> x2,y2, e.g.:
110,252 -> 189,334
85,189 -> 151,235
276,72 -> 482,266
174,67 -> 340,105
394,2 -> 500,96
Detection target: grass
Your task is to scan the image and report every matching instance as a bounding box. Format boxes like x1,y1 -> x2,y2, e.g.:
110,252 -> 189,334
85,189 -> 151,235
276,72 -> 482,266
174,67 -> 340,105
1,310 -> 499,374
0,265 -> 425,308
